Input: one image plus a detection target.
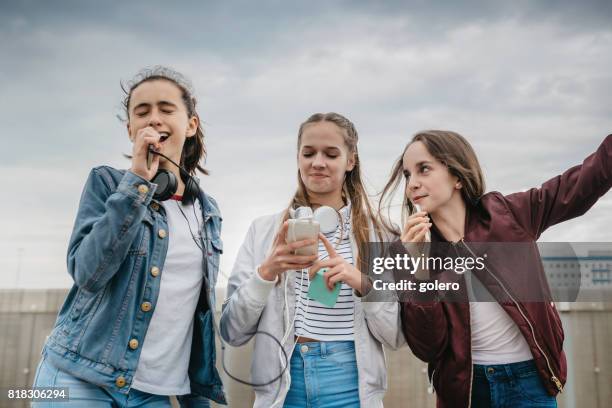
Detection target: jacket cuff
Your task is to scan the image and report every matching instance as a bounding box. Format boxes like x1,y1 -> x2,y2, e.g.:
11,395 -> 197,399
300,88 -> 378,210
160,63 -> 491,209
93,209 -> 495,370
242,266 -> 276,305
117,171 -> 157,205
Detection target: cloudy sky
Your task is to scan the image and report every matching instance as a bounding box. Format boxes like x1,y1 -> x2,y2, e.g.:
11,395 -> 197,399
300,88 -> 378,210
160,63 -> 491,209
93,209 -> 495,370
1,0 -> 611,289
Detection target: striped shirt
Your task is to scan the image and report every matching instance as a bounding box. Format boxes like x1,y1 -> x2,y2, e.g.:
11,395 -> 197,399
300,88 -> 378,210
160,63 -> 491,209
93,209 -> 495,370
294,204 -> 355,341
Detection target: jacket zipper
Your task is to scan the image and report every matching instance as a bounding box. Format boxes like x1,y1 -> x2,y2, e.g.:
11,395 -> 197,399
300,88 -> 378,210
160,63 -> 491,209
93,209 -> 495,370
467,298 -> 474,408
451,241 -> 474,408
460,239 -> 563,393
428,282 -> 475,407
428,368 -> 436,394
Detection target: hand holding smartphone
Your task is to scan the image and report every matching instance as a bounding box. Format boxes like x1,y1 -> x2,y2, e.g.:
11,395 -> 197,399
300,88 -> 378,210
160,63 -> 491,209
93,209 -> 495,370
258,221 -> 318,281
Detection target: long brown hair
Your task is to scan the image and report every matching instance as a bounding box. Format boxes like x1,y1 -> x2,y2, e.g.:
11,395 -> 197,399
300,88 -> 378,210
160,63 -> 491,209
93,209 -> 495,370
121,66 -> 208,176
379,130 -> 485,234
286,112 -> 386,273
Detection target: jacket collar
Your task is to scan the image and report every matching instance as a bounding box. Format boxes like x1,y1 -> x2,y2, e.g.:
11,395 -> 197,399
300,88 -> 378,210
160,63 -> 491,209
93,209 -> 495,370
429,197 -> 489,243
197,188 -> 222,220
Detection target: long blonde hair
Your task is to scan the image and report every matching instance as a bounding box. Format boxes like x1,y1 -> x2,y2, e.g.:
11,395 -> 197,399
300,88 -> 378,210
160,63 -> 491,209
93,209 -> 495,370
285,112 -> 386,272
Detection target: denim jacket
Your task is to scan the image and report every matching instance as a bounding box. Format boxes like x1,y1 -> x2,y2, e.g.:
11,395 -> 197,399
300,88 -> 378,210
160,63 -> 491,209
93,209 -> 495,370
43,166 -> 227,405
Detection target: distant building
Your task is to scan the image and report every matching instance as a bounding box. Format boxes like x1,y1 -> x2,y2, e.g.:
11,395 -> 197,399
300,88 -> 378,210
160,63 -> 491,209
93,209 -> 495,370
543,251 -> 612,291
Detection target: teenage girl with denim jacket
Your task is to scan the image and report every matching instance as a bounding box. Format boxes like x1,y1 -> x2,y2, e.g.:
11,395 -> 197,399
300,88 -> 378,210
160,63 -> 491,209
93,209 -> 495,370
32,66 -> 226,407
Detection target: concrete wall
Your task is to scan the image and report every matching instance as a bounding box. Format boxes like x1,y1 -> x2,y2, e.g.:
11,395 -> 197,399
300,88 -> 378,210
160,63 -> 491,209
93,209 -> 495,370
0,290 -> 66,408
1,290 -> 610,408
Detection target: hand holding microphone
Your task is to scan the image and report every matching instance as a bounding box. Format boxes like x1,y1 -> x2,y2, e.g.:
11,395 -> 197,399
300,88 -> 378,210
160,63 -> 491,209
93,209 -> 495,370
130,126 -> 162,181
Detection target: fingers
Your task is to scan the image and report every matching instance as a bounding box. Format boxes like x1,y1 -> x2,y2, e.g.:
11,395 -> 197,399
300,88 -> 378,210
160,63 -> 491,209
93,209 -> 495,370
402,215 -> 432,242
141,136 -> 161,152
137,126 -> 161,140
324,265 -> 343,290
281,254 -> 318,266
134,127 -> 161,152
284,238 -> 317,253
133,129 -> 160,157
283,261 -> 317,270
308,261 -> 323,280
308,264 -> 318,280
318,233 -> 338,258
408,210 -> 428,219
308,258 -> 340,279
402,220 -> 429,240
412,223 -> 431,242
274,221 -> 289,247
130,128 -> 163,180
413,225 -> 429,242
273,252 -> 317,272
403,212 -> 429,231
263,223 -> 319,279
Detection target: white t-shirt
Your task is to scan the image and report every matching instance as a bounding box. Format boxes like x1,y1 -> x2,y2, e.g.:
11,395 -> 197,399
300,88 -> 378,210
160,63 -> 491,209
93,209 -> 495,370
466,271 -> 533,365
132,198 -> 204,395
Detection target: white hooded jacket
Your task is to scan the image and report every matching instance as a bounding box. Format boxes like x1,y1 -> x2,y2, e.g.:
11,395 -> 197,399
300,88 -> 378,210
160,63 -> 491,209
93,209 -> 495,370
220,211 -> 405,408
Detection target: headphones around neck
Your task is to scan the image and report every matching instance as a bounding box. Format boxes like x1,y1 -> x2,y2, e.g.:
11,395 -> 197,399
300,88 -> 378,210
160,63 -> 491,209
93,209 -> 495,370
289,205 -> 341,234
151,169 -> 199,204
147,146 -> 199,204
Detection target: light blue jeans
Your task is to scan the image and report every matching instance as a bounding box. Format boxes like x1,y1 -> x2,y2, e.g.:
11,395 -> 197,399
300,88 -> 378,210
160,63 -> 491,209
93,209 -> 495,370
283,341 -> 359,408
31,353 -> 209,407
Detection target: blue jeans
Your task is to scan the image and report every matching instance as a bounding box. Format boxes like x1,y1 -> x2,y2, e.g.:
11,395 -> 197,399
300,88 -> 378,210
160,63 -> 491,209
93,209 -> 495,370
31,353 -> 209,408
283,341 -> 359,408
471,360 -> 557,408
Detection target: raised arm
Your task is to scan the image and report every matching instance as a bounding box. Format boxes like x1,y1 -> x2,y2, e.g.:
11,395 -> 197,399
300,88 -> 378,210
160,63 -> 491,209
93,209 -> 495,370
504,134 -> 612,239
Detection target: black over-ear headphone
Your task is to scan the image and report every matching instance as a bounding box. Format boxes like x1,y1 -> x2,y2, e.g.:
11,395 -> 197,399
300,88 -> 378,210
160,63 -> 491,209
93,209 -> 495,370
148,146 -> 199,204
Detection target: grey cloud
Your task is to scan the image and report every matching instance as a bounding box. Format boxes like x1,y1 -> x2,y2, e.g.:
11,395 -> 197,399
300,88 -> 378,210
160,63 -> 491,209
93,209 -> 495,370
3,1 -> 611,61
1,1 -> 611,288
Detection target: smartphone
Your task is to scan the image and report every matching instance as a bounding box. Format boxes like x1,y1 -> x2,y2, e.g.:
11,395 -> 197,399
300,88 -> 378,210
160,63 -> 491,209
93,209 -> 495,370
308,268 -> 340,307
287,219 -> 319,256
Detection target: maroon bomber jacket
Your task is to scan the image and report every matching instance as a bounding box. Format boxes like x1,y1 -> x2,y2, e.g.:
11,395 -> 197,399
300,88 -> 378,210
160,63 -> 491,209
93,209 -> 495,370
396,134 -> 611,408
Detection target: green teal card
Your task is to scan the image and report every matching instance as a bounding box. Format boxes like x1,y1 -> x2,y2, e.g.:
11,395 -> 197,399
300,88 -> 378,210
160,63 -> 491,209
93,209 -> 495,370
308,268 -> 341,307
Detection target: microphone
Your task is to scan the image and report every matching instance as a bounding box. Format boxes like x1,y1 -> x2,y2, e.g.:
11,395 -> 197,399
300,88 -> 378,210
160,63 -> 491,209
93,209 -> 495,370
146,131 -> 169,171
147,145 -> 155,170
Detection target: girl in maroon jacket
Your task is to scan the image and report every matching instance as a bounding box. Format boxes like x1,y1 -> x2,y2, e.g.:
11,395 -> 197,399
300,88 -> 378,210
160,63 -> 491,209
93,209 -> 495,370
379,132 -> 611,408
